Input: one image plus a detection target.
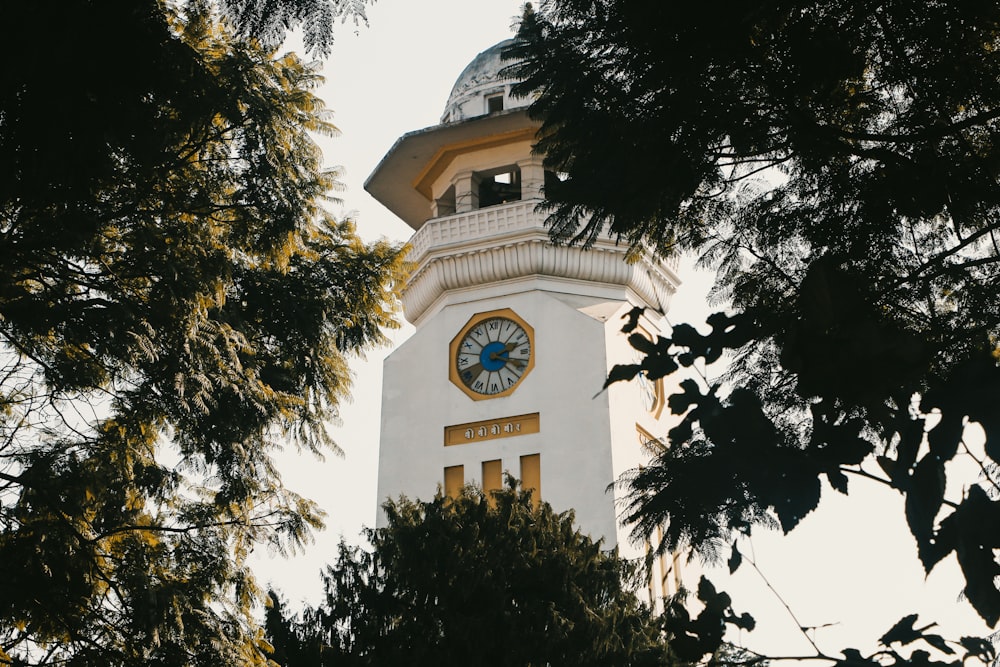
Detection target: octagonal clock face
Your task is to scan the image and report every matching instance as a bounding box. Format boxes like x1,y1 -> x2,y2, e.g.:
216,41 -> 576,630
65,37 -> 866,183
450,309 -> 534,400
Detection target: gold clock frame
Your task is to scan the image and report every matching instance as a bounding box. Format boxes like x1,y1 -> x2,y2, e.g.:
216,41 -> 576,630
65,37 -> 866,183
449,307 -> 535,400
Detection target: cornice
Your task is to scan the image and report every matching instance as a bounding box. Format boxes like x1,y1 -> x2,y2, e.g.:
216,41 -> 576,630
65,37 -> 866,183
401,200 -> 681,323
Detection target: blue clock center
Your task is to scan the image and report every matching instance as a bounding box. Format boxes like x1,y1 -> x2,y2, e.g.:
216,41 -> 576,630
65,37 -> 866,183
480,341 -> 508,371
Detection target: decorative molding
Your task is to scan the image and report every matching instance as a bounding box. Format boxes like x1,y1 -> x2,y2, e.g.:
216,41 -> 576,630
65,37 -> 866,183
401,201 -> 681,323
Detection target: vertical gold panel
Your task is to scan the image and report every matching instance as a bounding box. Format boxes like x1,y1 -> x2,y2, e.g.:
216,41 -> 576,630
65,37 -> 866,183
444,465 -> 464,500
482,459 -> 502,507
645,539 -> 656,604
520,453 -> 541,509
657,525 -> 670,598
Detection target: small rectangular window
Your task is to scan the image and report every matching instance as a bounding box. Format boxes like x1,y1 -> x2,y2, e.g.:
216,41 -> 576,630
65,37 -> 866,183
444,465 -> 464,500
486,94 -> 504,113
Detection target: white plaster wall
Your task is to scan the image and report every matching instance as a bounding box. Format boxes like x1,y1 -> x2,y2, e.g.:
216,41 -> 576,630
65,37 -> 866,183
377,286 -> 631,544
602,305 -> 670,554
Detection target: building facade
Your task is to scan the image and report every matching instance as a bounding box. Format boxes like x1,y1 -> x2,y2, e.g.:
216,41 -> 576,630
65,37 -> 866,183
367,40 -> 684,599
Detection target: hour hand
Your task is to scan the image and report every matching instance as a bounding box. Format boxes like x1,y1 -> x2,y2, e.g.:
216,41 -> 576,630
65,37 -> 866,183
489,342 -> 517,361
461,363 -> 484,380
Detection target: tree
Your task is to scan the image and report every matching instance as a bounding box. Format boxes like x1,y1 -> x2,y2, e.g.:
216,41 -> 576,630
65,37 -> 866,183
212,0 -> 373,57
508,0 -> 1000,654
1,1 -> 405,664
265,482 -> 673,666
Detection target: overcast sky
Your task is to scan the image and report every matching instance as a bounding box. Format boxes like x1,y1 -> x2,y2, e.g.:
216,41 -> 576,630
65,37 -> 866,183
254,0 -> 993,658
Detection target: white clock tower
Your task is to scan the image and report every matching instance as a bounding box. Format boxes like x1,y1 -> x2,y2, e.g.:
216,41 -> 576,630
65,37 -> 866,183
367,40 -> 682,592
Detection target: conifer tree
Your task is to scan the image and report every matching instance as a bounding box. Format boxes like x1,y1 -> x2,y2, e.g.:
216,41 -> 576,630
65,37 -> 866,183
267,483 -> 672,666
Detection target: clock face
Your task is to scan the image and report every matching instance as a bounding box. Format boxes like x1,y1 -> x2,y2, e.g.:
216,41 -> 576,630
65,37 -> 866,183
450,309 -> 534,399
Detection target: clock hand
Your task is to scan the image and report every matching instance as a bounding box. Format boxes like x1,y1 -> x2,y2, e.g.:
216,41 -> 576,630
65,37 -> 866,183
488,342 -> 518,361
490,343 -> 524,365
461,362 -> 485,380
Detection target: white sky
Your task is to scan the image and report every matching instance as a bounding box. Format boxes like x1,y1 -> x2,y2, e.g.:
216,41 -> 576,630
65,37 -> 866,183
254,0 -> 995,659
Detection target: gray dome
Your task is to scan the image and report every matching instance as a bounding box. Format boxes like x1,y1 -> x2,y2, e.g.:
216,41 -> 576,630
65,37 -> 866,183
441,39 -> 531,123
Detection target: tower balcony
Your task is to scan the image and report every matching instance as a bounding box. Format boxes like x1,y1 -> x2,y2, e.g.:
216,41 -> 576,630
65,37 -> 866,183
401,199 -> 681,324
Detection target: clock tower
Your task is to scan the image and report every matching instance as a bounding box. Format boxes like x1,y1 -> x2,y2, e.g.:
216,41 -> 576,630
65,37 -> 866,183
367,40 -> 682,588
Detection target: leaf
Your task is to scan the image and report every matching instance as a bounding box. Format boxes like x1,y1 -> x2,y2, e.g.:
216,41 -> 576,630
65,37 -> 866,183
734,611 -> 756,631
696,576 -> 718,603
922,634 -> 953,655
728,540 -> 742,573
877,456 -> 902,487
896,417 -> 925,472
643,353 -> 679,380
814,415 -> 874,467
601,363 -> 641,390
620,306 -> 644,333
959,636 -> 995,663
772,469 -> 822,533
667,379 -> 703,415
943,486 -> 1000,626
927,413 -> 963,460
670,322 -> 702,347
627,332 -> 657,354
879,614 -> 920,646
668,316 -> 749,366
837,647 -> 887,667
905,456 -> 946,569
827,468 -> 849,494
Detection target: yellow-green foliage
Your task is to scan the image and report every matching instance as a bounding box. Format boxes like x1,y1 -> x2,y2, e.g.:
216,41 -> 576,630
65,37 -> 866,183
0,1 -> 405,664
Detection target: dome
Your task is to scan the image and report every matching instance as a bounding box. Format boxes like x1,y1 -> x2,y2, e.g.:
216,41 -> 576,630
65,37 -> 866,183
440,39 -> 531,123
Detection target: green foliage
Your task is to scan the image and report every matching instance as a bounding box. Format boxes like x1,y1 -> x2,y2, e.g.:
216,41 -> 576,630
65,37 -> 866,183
0,1 -> 405,664
509,0 -> 1000,634
661,571 -> 993,667
210,0 -> 373,56
266,482 -> 673,666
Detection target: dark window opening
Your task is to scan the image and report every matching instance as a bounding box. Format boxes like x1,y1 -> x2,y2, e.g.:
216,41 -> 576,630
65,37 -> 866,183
486,94 -> 504,114
477,167 -> 521,208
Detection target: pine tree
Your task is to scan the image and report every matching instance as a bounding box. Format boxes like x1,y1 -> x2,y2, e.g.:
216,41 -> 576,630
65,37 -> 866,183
267,483 -> 673,666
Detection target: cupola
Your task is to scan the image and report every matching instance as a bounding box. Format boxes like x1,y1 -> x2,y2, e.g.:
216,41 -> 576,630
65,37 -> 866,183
440,39 -> 532,123
365,40 -> 540,231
